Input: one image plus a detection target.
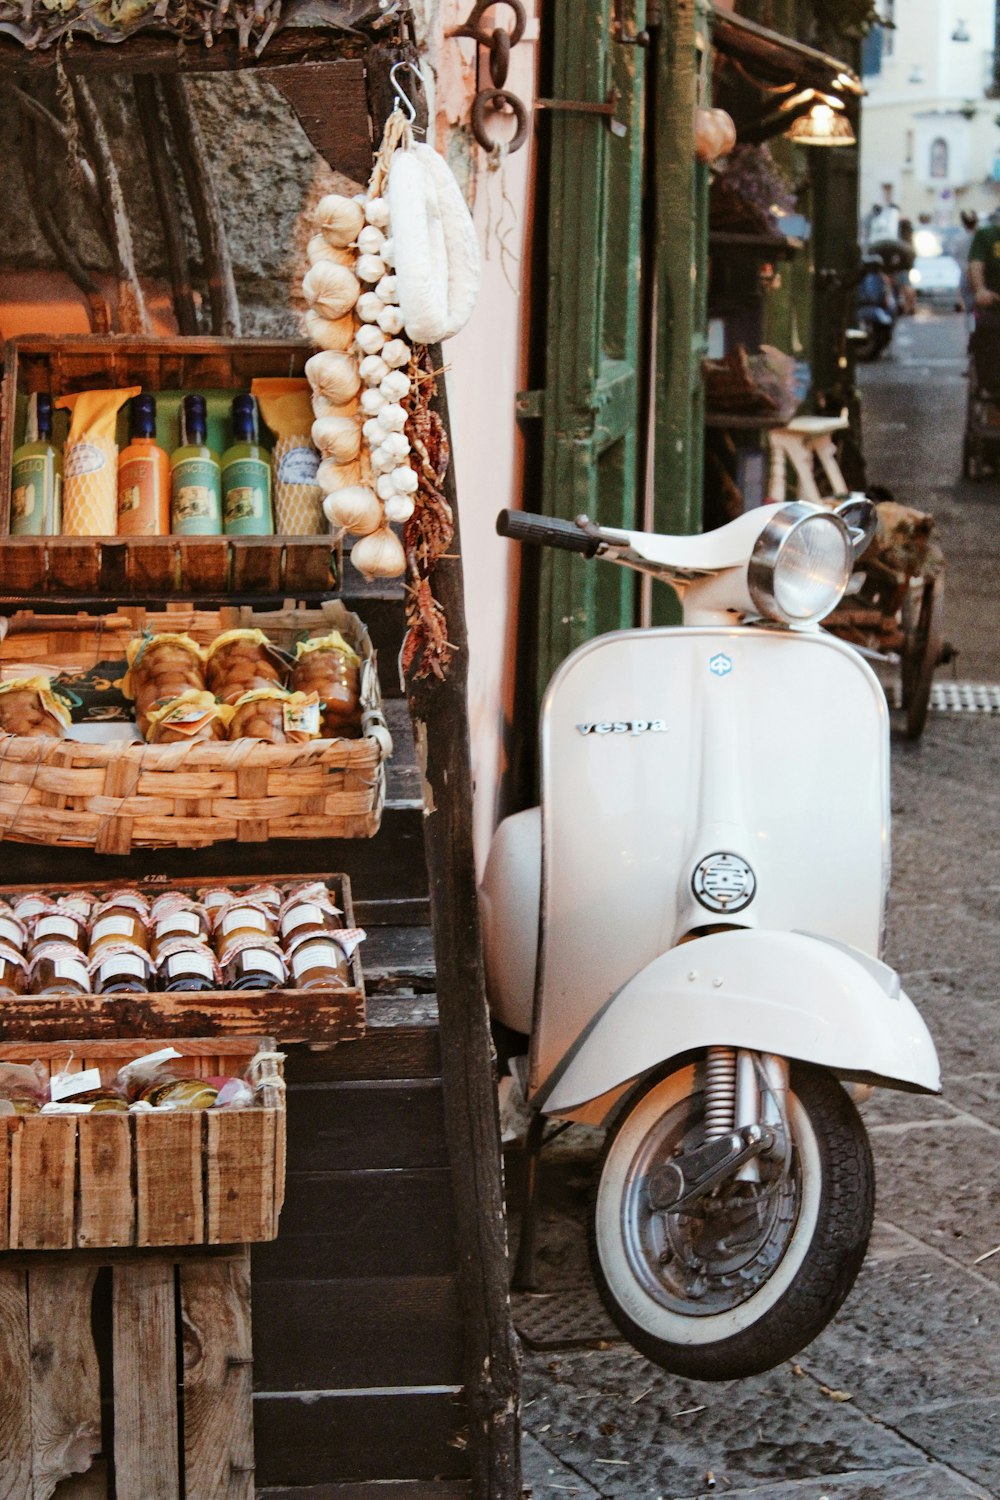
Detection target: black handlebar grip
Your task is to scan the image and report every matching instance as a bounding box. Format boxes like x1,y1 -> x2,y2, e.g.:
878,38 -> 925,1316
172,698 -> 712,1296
496,509 -> 599,557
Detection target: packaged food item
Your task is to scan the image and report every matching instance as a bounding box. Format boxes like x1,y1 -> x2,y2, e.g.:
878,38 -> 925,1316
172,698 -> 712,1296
11,392 -> 62,536
91,944 -> 153,995
89,898 -> 150,956
115,1046 -> 217,1110
213,900 -> 277,954
220,937 -> 287,991
241,883 -> 284,911
203,629 -> 287,705
13,893 -> 51,924
141,1077 -> 219,1109
149,902 -> 211,963
228,687 -> 321,744
221,394 -> 274,537
156,940 -> 221,994
0,944 -> 28,995
56,387 -> 141,535
145,691 -> 232,745
252,378 -> 325,534
287,934 -> 351,991
279,890 -> 343,947
291,632 -> 362,737
117,394 -> 171,536
92,889 -> 150,921
31,905 -> 87,952
124,633 -> 206,736
0,1060 -> 48,1115
28,942 -> 91,996
58,1089 -> 129,1112
200,887 -> 236,919
171,394 -> 222,536
0,913 -> 27,953
0,677 -> 72,739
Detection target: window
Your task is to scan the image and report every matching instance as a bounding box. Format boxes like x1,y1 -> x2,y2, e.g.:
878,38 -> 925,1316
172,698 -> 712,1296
930,137 -> 949,178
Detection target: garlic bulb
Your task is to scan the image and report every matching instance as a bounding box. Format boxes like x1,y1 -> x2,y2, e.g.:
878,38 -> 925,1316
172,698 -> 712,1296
391,465 -> 419,496
375,472 -> 397,502
304,308 -> 355,352
351,525 -> 407,580
360,355 -> 389,386
375,275 -> 398,303
323,486 -> 383,537
384,494 -> 416,524
355,324 -> 386,356
380,370 -> 411,402
307,233 -> 342,265
376,403 -> 407,433
356,292 -> 385,324
316,456 -> 363,493
365,197 -> 391,229
312,415 -> 361,464
315,194 -> 365,247
382,339 -> 410,369
381,238 -> 396,267
381,431 -> 411,462
370,445 -> 395,475
305,350 -> 361,404
360,388 -> 387,416
362,417 -> 383,445
357,225 -> 386,256
377,305 -> 406,336
302,261 -> 361,320
356,254 -> 387,285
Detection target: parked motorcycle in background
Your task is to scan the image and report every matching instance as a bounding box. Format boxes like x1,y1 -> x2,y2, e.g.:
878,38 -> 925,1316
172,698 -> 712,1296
482,502 -> 940,1381
854,253 -> 898,362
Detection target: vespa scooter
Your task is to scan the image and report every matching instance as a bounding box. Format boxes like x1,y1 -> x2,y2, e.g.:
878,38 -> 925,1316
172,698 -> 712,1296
481,501 -> 940,1381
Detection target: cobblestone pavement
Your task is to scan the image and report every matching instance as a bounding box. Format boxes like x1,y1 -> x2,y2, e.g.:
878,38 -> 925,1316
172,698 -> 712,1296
513,311 -> 1000,1499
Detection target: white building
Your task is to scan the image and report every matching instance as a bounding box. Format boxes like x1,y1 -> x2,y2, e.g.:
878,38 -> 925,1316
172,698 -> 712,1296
860,0 -> 1000,228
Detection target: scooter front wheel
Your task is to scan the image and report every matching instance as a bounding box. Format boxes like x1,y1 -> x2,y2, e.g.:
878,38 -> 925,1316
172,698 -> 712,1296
588,1059 -> 874,1381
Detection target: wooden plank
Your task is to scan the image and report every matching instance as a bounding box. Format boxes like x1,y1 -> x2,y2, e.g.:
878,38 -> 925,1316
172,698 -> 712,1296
0,26 -> 370,76
134,1111 -> 204,1247
205,1110 -> 277,1244
180,1253 -> 254,1500
112,1261 -> 179,1500
0,1267 -> 32,1500
51,1460 -> 109,1498
28,1265 -> 101,1500
76,1112 -> 134,1249
0,1117 -> 12,1251
251,1277 -> 462,1392
271,63 -> 373,183
257,1485 -> 470,1500
252,1391 -> 468,1488
286,1081 -> 447,1172
9,1117 -> 76,1250
251,1170 -> 457,1282
284,1028 -> 440,1085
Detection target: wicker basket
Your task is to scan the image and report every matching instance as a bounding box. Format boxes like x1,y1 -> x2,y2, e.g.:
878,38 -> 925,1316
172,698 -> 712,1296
0,600 -> 391,853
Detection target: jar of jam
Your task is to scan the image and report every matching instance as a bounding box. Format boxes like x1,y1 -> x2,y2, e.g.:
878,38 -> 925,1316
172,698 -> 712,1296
13,893 -> 50,924
242,883 -> 283,912
0,913 -> 26,953
29,942 -> 91,996
59,893 -> 95,922
150,907 -> 210,964
214,901 -> 277,955
200,888 -> 235,921
0,943 -> 27,996
157,941 -> 221,994
31,907 -> 87,952
92,945 -> 152,996
279,898 -> 343,949
221,939 -> 287,991
288,934 -> 350,991
90,904 -> 149,957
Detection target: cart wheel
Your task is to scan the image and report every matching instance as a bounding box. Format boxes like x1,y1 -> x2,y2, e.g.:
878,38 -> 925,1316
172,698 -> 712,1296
899,575 -> 944,741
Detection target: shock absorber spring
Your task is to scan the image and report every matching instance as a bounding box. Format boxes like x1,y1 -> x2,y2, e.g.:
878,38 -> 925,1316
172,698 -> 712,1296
703,1046 -> 737,1140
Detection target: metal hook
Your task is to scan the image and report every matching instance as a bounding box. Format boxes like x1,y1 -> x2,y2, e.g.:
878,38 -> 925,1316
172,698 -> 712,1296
389,60 -> 418,123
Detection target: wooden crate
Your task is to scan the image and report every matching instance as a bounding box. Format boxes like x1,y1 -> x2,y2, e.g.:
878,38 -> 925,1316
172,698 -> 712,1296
0,334 -> 336,600
0,1247 -> 256,1500
0,598 -> 391,852
0,871 -> 365,1044
0,1037 -> 285,1251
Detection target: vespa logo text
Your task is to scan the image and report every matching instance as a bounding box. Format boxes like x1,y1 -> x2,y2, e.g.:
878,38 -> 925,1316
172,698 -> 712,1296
576,719 -> 669,737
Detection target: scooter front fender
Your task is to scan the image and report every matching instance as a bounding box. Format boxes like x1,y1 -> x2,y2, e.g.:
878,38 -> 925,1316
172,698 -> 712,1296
538,929 -> 940,1115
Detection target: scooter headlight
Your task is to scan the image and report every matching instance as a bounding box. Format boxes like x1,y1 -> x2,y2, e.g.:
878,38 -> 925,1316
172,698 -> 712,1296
748,504 -> 853,627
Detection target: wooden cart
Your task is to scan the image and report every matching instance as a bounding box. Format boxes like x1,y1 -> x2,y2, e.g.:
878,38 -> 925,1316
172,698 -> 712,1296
0,11 -> 520,1498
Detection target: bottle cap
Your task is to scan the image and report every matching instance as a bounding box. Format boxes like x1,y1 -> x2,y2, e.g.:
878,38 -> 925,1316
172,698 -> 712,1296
182,393 -> 208,445
36,393 -> 53,440
130,393 -> 157,440
231,393 -> 258,443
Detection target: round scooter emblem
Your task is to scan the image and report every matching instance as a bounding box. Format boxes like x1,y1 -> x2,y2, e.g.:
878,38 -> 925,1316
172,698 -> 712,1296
692,852 -> 757,914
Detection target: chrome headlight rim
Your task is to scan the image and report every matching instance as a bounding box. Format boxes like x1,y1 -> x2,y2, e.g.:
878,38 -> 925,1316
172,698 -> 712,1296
748,503 -> 853,627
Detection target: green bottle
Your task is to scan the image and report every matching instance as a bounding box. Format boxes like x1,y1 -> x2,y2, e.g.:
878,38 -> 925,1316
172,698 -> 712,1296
171,394 -> 222,535
11,393 -> 61,536
221,394 -> 274,536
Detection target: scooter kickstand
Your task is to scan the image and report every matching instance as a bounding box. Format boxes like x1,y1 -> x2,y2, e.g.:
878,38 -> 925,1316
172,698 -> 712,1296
511,1110 -> 553,1292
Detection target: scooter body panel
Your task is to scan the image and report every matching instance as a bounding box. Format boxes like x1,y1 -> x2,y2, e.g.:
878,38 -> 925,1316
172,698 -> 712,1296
528,625 -> 891,1099
538,928 -> 940,1115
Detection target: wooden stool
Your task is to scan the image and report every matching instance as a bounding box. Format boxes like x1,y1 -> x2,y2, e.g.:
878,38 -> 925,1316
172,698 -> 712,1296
767,414 -> 850,503
0,1246 -> 254,1499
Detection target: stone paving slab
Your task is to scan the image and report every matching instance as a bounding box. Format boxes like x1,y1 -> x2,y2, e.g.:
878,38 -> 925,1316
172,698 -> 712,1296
888,1401 -> 1000,1494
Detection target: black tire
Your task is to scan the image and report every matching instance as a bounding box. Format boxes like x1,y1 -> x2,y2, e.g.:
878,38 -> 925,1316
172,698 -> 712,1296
588,1059 -> 874,1381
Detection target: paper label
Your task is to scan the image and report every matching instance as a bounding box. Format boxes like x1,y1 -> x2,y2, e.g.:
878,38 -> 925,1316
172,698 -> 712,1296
11,455 -> 52,535
98,953 -> 147,982
277,445 -> 320,485
0,918 -> 23,948
171,459 -> 221,534
238,947 -> 285,982
156,911 -> 201,939
54,958 -> 88,988
166,950 -> 215,982
222,459 -> 272,535
51,1066 -> 102,1103
64,441 -> 105,478
92,914 -> 135,943
283,700 -> 321,736
291,942 -> 343,980
280,903 -> 324,938
35,915 -> 78,941
221,907 -> 269,938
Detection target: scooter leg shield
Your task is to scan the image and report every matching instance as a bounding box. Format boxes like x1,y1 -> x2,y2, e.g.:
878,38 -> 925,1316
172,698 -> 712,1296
538,928 -> 940,1116
480,807 -> 541,1036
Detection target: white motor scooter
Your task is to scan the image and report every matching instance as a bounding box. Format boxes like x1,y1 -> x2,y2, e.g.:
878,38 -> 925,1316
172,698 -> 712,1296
482,501 -> 939,1381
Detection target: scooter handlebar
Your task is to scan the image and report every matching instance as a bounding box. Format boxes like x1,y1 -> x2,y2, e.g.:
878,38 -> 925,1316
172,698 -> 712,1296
496,508 -> 599,557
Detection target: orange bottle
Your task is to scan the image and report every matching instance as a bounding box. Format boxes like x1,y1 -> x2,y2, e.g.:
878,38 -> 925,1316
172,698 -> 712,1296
117,394 -> 170,536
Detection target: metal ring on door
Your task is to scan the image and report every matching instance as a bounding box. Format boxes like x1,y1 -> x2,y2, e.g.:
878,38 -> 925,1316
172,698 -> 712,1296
471,87 -> 530,155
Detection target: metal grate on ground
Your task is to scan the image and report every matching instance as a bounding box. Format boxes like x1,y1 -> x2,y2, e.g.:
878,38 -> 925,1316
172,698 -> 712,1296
512,1282 -> 623,1351
930,681 -> 1000,714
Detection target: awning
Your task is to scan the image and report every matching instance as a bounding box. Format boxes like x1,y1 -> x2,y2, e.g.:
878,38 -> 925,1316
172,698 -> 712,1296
712,8 -> 863,144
